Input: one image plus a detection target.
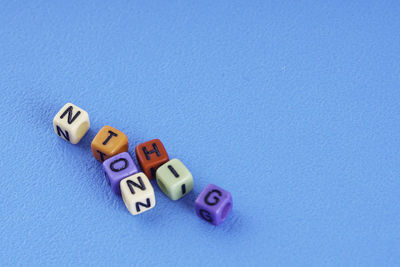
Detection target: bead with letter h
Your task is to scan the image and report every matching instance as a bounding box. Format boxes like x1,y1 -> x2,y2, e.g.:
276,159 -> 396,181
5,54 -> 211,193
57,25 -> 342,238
135,139 -> 169,179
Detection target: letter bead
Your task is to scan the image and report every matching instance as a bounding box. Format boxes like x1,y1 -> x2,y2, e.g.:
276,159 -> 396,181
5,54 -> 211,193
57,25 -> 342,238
156,159 -> 193,200
135,139 -> 169,179
53,103 -> 90,144
120,173 -> 156,215
103,152 -> 139,195
195,184 -> 232,226
91,126 -> 129,162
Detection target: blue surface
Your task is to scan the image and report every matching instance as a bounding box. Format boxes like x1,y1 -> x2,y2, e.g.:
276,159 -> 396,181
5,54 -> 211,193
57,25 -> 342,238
1,1 -> 399,266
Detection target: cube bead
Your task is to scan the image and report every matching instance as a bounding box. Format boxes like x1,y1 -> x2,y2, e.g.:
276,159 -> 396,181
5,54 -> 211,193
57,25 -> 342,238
156,159 -> 193,200
103,152 -> 139,195
195,184 -> 232,226
91,126 -> 129,162
135,139 -> 169,179
120,173 -> 156,215
53,103 -> 90,144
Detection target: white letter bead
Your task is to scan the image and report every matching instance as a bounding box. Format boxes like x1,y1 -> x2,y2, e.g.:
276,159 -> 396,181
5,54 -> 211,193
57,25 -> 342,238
53,103 -> 90,144
120,173 -> 156,215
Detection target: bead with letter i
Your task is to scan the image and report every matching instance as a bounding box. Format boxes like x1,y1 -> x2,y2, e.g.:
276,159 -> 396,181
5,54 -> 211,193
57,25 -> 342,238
156,159 -> 193,200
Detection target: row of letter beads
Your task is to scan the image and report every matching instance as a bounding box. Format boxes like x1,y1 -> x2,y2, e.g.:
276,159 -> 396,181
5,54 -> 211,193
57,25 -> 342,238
53,103 -> 232,225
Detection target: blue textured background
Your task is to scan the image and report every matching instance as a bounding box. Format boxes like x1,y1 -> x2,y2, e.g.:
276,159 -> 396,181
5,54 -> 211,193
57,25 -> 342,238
1,1 -> 399,266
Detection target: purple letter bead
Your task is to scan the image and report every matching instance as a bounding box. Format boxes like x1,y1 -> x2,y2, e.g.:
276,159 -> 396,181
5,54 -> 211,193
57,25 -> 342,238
195,184 -> 232,226
103,152 -> 139,195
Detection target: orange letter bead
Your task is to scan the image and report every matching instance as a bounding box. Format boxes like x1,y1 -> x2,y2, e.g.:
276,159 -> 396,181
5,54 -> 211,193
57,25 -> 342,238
91,126 -> 129,162
135,139 -> 169,179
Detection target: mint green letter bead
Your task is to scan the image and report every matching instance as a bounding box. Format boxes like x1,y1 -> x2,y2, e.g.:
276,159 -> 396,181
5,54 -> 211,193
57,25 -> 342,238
156,159 -> 193,200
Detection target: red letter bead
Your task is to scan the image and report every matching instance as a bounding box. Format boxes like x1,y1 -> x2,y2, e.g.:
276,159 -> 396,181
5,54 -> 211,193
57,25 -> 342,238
135,139 -> 169,179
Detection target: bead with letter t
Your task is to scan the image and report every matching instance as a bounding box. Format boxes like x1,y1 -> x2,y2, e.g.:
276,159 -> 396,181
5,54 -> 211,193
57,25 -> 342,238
91,126 -> 129,162
53,103 -> 90,144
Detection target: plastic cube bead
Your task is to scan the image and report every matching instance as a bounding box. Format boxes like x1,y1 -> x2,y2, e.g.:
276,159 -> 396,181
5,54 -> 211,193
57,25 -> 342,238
103,152 -> 139,195
195,184 -> 232,226
91,126 -> 129,162
156,159 -> 193,200
135,139 -> 169,179
53,103 -> 90,144
120,173 -> 156,215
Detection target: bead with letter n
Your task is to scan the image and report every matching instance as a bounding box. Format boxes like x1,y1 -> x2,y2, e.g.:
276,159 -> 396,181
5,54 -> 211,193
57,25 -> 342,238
120,173 -> 156,215
53,103 -> 90,144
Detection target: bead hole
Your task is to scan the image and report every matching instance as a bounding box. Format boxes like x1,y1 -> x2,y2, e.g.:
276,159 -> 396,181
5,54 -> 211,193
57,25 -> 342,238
221,202 -> 232,219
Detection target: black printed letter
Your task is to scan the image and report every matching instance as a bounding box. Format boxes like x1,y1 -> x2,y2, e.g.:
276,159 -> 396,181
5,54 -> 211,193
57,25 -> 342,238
103,131 -> 118,145
204,190 -> 222,206
135,198 -> 151,212
60,106 -> 81,124
56,125 -> 70,141
142,143 -> 161,160
167,165 -> 179,178
110,158 -> 128,172
126,177 -> 146,195
96,150 -> 107,162
199,209 -> 213,222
